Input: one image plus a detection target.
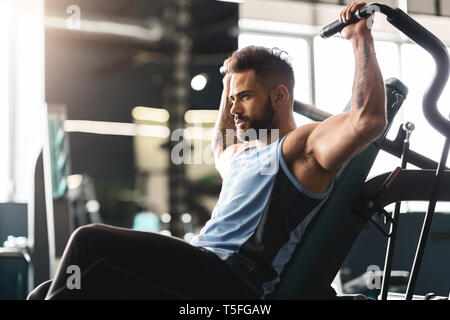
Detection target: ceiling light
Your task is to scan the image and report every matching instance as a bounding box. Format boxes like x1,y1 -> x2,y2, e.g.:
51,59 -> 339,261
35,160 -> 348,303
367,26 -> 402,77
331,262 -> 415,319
191,73 -> 208,91
184,110 -> 218,124
132,106 -> 170,123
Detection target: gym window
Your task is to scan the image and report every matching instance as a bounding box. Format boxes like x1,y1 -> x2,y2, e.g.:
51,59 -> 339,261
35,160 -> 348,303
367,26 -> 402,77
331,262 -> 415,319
0,1 -> 45,203
0,1 -> 11,202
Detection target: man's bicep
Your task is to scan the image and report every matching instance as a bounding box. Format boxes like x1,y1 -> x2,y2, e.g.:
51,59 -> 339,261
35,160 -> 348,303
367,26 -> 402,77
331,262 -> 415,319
305,113 -> 372,173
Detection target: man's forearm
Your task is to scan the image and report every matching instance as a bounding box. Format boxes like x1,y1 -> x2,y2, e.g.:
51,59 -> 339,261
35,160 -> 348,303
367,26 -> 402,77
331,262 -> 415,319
212,88 -> 236,158
350,35 -> 386,138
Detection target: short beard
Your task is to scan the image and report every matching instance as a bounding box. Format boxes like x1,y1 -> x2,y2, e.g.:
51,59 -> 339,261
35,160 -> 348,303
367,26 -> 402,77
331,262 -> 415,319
237,96 -> 274,143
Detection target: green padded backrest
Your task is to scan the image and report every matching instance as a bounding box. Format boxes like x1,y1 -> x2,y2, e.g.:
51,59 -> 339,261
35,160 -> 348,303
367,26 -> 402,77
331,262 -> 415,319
269,78 -> 408,299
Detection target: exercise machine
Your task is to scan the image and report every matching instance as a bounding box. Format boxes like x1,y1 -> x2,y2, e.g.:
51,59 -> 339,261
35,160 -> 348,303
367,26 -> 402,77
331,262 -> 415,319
270,3 -> 449,300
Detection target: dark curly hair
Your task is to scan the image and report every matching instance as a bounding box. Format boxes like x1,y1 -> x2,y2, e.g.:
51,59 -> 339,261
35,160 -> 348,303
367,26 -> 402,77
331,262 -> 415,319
227,46 -> 295,99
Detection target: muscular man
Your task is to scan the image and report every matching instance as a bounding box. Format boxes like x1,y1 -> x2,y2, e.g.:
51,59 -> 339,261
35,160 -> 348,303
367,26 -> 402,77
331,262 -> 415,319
27,1 -> 385,300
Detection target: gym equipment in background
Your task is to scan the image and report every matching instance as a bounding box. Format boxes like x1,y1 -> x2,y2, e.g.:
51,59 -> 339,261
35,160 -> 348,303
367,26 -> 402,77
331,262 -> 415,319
0,203 -> 29,300
28,104 -> 74,291
0,104 -> 75,298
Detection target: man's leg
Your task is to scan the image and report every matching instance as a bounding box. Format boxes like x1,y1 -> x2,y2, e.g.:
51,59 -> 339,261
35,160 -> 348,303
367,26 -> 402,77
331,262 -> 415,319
27,280 -> 52,300
39,224 -> 256,299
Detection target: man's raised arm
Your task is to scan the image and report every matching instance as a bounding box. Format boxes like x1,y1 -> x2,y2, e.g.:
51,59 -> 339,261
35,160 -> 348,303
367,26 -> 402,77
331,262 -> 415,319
345,2 -> 387,141
283,1 -> 386,187
212,72 -> 239,176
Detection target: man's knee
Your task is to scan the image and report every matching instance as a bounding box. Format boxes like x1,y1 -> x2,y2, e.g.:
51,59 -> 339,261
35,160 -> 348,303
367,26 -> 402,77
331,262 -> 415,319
68,223 -> 107,249
26,279 -> 52,300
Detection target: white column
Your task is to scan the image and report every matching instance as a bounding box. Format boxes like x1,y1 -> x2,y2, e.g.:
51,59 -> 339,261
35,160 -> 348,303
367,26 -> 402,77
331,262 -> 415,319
10,0 -> 46,203
0,0 -> 12,202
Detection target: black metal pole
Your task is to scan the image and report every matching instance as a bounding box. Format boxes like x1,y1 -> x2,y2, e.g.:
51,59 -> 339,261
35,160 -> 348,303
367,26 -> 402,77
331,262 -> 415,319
163,0 -> 192,238
380,123 -> 414,300
405,138 -> 450,300
381,139 -> 445,170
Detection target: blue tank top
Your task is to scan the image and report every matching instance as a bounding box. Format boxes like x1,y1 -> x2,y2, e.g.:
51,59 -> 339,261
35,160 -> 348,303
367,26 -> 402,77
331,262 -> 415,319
190,135 -> 334,298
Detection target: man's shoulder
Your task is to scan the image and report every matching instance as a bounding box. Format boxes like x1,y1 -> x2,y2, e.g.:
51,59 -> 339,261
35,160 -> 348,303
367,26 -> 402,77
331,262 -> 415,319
282,122 -> 336,194
282,122 -> 320,165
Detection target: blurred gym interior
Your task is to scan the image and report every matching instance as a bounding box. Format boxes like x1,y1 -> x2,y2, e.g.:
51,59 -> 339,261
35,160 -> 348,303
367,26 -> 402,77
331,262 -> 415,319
0,0 -> 449,300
